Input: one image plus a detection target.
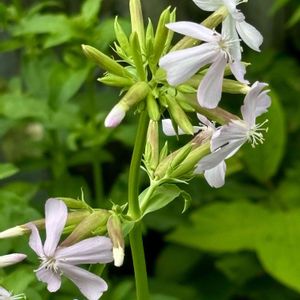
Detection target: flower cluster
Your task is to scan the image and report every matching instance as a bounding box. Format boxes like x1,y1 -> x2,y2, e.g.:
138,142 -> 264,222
159,0 -> 270,188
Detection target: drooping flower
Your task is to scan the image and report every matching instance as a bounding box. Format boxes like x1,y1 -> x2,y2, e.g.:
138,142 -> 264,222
195,81 -> 271,186
28,198 -> 113,300
159,22 -> 248,109
0,286 -> 25,300
162,115 -> 226,188
193,0 -> 263,53
0,254 -> 26,268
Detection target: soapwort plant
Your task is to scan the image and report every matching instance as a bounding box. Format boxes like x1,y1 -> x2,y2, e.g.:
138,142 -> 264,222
0,0 -> 270,299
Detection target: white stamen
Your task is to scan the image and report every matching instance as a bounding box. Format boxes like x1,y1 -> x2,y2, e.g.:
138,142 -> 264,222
247,119 -> 269,147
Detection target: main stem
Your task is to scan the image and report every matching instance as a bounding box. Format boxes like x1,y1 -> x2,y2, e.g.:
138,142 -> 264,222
128,110 -> 150,300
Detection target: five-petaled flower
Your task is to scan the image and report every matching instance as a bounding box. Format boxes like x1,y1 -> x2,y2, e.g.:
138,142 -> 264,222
192,0 -> 263,55
196,81 -> 271,187
159,21 -> 248,109
28,198 -> 114,300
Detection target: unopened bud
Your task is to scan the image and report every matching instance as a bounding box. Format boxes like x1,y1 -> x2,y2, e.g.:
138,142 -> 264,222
0,253 -> 27,267
129,32 -> 146,80
82,44 -> 131,78
164,94 -> 194,135
0,226 -> 27,239
105,81 -> 150,128
114,17 -> 130,54
146,93 -> 160,121
61,210 -> 110,247
98,74 -> 134,88
107,215 -> 125,267
144,120 -> 159,173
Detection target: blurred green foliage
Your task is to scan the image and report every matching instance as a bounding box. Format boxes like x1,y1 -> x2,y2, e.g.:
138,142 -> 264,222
0,0 -> 300,299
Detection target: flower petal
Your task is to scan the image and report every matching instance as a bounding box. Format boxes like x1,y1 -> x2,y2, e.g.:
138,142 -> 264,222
0,286 -> 11,297
60,263 -> 108,300
44,198 -> 68,257
56,236 -> 113,265
197,114 -> 216,130
241,81 -> 271,127
197,55 -> 227,109
222,0 -> 237,13
0,253 -> 27,268
36,267 -> 61,292
104,104 -> 126,128
222,16 -> 242,60
162,119 -> 200,136
211,122 -> 247,151
192,0 -> 223,11
236,20 -> 263,52
159,43 -> 219,86
28,223 -> 44,257
166,22 -> 218,42
230,60 -> 249,84
204,161 -> 226,188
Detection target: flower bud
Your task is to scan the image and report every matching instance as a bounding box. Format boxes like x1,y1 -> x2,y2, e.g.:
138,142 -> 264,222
107,215 -> 125,267
144,120 -> 159,173
114,17 -> 131,54
0,253 -> 27,268
60,210 -> 110,247
0,210 -> 90,239
164,94 -> 194,135
105,81 -> 150,128
146,93 -> 160,121
98,74 -> 134,88
82,44 -> 131,78
129,0 -> 145,47
129,32 -> 146,80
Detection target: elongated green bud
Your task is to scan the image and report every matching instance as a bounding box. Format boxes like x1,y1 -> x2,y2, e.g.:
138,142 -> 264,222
146,93 -> 160,121
152,7 -> 171,65
164,94 -> 194,135
60,210 -> 110,247
107,215 -> 125,267
98,74 -> 134,87
105,81 -> 150,127
129,0 -> 145,47
145,18 -> 154,57
0,210 -> 90,239
114,17 -> 130,54
129,32 -> 146,80
82,44 -> 131,78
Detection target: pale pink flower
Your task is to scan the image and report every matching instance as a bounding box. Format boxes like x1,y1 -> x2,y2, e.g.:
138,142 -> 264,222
159,22 -> 248,109
28,198 -> 113,300
0,254 -> 26,268
196,81 -> 271,187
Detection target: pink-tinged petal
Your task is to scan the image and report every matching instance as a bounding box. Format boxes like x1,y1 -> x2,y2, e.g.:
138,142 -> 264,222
166,22 -> 219,42
230,60 -> 249,84
56,236 -> 113,265
241,81 -> 270,126
197,55 -> 227,109
196,140 -> 244,172
204,161 -> 226,188
222,0 -> 237,13
59,263 -> 108,300
28,223 -> 44,257
44,198 -> 68,257
211,122 -> 247,151
0,253 -> 27,267
36,267 -> 61,292
104,104 -> 126,128
159,43 -> 219,86
236,20 -> 263,52
192,0 -> 223,11
197,114 -> 216,130
222,16 -> 242,61
0,286 -> 11,297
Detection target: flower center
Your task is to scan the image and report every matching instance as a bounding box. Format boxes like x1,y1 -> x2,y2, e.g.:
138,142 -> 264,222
218,37 -> 240,62
246,119 -> 269,148
36,256 -> 61,275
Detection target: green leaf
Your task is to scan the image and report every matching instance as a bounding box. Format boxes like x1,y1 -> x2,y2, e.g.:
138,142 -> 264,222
288,6 -> 300,27
168,202 -> 270,252
139,184 -> 190,217
169,202 -> 300,293
81,0 -> 102,23
243,91 -> 286,182
0,163 -> 19,180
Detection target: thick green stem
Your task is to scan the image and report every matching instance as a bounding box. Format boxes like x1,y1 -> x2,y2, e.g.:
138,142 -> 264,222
128,110 -> 150,300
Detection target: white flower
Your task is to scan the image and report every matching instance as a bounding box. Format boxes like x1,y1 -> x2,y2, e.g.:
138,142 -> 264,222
28,198 -> 114,300
196,81 -> 271,187
193,0 -> 263,53
0,254 -> 26,268
159,22 -> 248,109
162,115 -> 226,188
0,286 -> 25,300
